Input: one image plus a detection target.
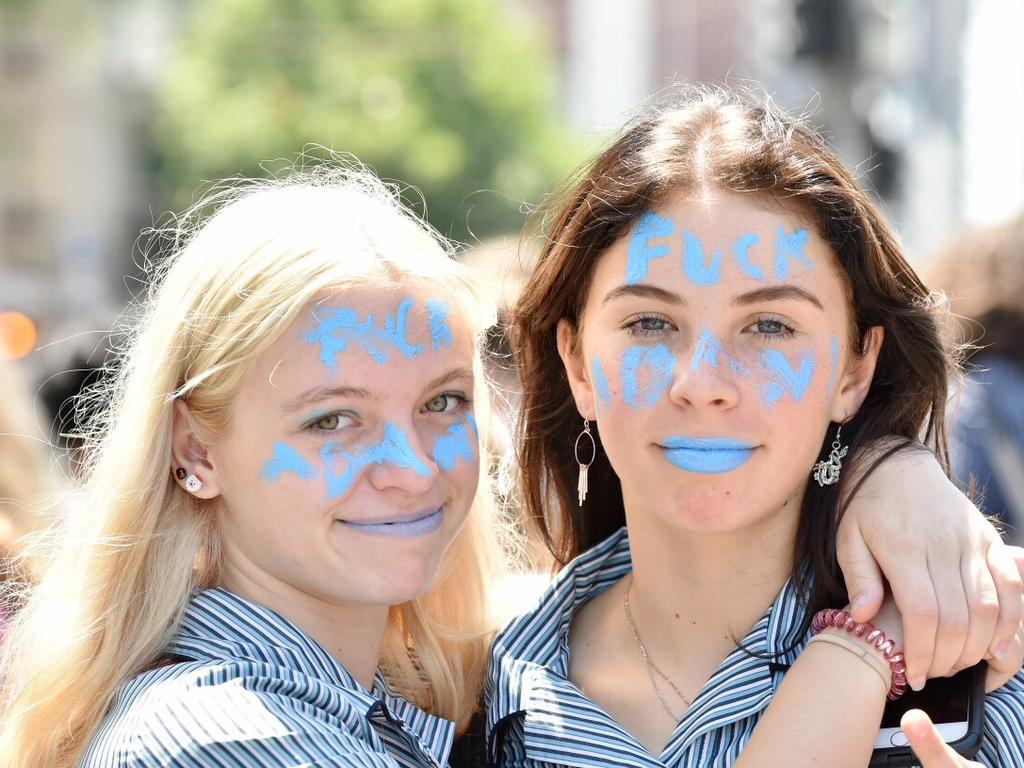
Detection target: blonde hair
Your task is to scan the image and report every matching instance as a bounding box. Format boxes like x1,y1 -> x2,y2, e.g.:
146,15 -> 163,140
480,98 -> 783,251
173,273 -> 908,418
0,162 -> 511,766
0,358 -> 54,575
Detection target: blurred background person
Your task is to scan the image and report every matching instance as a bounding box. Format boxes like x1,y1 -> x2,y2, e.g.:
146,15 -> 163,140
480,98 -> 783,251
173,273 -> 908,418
928,214 -> 1024,545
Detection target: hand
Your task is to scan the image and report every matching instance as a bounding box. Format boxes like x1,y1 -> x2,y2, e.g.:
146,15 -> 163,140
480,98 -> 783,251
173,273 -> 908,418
901,710 -> 984,767
836,445 -> 1024,691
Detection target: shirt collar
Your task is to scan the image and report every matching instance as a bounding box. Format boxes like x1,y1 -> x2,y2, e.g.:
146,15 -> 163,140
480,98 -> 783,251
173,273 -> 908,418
486,528 -> 812,761
169,588 -> 455,767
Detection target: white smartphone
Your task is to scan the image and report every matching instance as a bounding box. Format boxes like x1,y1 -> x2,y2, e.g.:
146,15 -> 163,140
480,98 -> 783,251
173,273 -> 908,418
869,663 -> 986,767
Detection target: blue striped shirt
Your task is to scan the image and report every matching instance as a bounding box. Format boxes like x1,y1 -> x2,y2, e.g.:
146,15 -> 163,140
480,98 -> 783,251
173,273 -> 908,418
485,527 -> 1024,767
81,588 -> 455,768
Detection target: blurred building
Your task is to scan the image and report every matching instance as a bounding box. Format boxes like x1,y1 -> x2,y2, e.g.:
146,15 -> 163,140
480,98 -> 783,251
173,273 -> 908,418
516,0 -> 1024,263
0,2 -> 172,376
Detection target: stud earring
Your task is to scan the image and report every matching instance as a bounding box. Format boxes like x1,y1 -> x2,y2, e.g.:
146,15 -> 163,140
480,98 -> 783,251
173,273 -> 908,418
185,474 -> 203,494
813,424 -> 848,487
174,467 -> 187,480
575,416 -> 596,506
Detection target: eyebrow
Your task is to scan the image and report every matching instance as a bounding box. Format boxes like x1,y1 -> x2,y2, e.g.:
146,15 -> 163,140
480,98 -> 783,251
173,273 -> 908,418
602,284 -> 685,306
281,366 -> 475,414
732,285 -> 824,311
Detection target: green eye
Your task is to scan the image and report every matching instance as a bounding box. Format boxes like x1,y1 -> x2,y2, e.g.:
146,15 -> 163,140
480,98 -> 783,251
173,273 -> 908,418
424,395 -> 449,413
314,413 -> 341,430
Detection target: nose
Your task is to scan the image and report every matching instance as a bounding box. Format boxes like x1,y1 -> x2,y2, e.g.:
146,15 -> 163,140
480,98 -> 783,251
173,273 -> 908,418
367,421 -> 438,495
669,331 -> 741,410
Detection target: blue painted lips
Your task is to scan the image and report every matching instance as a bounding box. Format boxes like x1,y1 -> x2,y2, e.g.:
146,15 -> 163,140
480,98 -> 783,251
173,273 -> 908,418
660,436 -> 755,474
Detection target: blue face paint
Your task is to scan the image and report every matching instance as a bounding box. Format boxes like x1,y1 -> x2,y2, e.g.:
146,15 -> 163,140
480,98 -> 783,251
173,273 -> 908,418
426,299 -> 453,351
432,414 -> 478,472
305,296 -> 424,373
760,348 -> 817,409
682,230 -> 722,286
591,356 -> 612,413
660,435 -> 755,474
826,333 -> 839,396
323,421 -> 430,499
621,345 -> 676,408
773,227 -> 812,280
262,442 -> 317,482
626,211 -> 675,284
690,328 -> 722,371
732,233 -> 764,280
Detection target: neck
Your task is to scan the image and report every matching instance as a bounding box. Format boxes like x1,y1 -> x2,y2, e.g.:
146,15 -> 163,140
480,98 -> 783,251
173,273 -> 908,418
622,493 -> 802,659
221,563 -> 389,689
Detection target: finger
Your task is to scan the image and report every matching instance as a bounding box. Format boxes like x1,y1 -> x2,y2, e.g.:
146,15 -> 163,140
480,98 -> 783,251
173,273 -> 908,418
986,539 -> 1024,663
954,548 -> 1000,672
902,709 -> 968,767
888,552 -> 940,690
836,518 -> 885,621
985,621 -> 1024,692
926,551 -> 971,678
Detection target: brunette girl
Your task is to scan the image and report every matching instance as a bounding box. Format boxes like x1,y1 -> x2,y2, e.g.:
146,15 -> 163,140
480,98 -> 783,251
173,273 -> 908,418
487,87 -> 1024,767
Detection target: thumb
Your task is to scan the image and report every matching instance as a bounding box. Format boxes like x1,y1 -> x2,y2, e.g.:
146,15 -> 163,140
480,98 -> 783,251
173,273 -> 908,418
901,709 -> 963,766
836,521 -> 885,621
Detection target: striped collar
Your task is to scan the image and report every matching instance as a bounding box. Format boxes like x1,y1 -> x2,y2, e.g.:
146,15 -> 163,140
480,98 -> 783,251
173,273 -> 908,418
485,527 -> 810,767
169,587 -> 455,768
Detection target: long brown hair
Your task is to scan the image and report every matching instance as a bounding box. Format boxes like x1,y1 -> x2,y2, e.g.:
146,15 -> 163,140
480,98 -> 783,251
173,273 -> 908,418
512,85 -> 955,616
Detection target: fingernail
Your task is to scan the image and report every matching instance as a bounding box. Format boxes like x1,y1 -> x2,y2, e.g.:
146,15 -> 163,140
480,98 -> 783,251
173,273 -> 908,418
993,641 -> 1009,661
910,675 -> 925,692
851,595 -> 868,615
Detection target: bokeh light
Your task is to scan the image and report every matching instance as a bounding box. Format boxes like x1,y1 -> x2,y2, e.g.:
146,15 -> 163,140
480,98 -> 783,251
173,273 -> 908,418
0,312 -> 38,360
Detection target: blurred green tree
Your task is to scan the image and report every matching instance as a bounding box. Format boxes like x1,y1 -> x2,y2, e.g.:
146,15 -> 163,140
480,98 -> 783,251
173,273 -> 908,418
154,0 -> 578,241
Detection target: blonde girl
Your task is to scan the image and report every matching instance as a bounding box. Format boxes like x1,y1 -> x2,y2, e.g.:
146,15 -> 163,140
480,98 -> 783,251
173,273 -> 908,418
0,164 -> 509,767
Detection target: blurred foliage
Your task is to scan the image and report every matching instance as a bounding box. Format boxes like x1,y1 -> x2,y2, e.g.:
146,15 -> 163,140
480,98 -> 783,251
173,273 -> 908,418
154,0 -> 579,241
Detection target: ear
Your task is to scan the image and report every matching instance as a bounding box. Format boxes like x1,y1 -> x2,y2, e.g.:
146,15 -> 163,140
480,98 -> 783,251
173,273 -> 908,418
556,318 -> 595,419
830,326 -> 884,423
171,400 -> 222,499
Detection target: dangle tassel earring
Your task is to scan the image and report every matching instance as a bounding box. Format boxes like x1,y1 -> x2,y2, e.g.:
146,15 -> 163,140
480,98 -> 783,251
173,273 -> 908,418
575,416 -> 596,506
813,424 -> 849,487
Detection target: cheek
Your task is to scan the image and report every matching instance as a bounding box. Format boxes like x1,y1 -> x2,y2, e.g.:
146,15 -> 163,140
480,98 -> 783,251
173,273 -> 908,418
591,346 -> 677,415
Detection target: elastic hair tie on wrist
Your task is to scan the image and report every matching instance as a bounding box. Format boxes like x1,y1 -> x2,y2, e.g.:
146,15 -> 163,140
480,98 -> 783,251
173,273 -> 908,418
811,608 -> 909,700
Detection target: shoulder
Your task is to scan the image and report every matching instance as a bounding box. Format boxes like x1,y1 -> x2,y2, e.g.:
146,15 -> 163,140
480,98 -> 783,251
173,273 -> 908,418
489,527 -> 632,665
974,667 -> 1024,767
79,659 -> 398,768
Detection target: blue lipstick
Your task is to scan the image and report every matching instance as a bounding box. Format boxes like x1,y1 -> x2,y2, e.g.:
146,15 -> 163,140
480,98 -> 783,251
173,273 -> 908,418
660,436 -> 755,474
340,508 -> 444,538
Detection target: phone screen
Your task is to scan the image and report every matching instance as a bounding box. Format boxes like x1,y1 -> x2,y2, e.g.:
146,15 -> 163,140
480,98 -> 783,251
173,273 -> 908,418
880,672 -> 971,727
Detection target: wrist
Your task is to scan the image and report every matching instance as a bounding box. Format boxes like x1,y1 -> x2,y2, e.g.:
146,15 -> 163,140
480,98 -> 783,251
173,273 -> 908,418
811,608 -> 909,700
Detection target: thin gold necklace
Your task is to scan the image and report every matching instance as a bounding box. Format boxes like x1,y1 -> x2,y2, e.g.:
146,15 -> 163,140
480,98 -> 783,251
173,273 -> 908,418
623,575 -> 691,722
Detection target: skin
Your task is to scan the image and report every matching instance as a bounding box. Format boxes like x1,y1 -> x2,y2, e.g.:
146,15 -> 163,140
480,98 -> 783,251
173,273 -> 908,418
557,189 -> 1021,760
171,283 -> 480,688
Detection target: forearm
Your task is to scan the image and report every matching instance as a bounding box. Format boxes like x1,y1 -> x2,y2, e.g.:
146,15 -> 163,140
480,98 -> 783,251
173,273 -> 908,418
734,636 -> 888,768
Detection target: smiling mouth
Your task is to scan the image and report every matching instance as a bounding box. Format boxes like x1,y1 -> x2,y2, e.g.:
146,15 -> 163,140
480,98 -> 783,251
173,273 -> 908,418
659,436 -> 756,474
337,508 -> 444,538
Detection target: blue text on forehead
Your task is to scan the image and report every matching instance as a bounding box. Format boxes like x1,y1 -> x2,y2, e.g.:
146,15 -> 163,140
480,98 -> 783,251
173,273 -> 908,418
625,210 -> 812,286
305,296 -> 431,373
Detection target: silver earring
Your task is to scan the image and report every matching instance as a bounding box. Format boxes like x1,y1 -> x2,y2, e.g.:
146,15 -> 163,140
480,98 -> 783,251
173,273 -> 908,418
575,417 -> 596,507
185,474 -> 203,494
813,424 -> 848,487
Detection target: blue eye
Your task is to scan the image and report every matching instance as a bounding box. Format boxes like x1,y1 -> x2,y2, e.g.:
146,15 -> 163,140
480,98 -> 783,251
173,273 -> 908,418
626,314 -> 673,337
746,317 -> 795,340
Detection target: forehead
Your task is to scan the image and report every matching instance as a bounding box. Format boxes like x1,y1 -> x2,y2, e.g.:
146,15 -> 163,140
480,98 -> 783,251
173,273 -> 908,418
249,282 -> 475,396
594,189 -> 841,293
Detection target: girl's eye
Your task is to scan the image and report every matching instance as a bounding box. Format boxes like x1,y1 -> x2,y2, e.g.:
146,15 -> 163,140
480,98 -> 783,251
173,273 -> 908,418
423,393 -> 468,414
746,317 -> 795,340
307,412 -> 355,433
625,314 -> 673,337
